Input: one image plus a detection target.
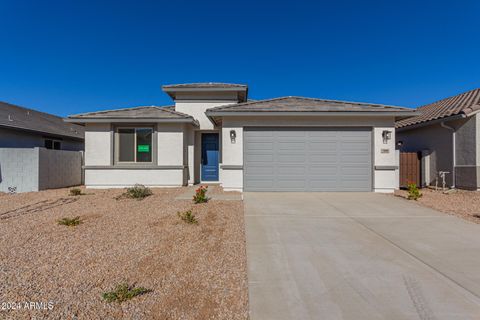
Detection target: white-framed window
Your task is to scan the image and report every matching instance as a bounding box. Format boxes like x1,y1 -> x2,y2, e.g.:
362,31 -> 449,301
44,139 -> 61,150
116,127 -> 153,163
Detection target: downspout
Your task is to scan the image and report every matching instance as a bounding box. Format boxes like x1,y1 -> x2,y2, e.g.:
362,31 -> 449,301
440,121 -> 456,188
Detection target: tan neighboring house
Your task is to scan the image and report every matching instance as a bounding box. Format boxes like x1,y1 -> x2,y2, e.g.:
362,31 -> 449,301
396,88 -> 480,189
66,83 -> 415,192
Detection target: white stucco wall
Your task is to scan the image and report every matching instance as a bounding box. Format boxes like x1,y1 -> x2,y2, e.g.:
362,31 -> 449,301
83,122 -> 189,188
174,92 -> 238,130
220,116 -> 397,192
84,123 -> 112,166
85,169 -> 184,188
157,123 -> 185,166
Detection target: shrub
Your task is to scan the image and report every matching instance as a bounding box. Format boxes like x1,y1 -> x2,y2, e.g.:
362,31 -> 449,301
193,186 -> 209,204
407,183 -> 422,200
177,210 -> 198,224
125,184 -> 152,200
58,216 -> 82,226
69,188 -> 83,196
102,283 -> 151,303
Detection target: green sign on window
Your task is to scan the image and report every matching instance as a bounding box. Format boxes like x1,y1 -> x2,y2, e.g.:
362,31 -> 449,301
137,145 -> 150,153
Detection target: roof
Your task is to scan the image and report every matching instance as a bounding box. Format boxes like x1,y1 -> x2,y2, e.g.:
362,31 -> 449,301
66,105 -> 199,126
0,101 -> 84,140
396,88 -> 480,128
162,82 -> 247,89
206,96 -> 413,113
162,82 -> 248,102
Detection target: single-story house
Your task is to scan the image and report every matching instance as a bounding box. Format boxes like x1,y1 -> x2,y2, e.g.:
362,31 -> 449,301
0,101 -> 84,192
0,101 -> 84,150
396,88 -> 480,190
66,83 -> 415,192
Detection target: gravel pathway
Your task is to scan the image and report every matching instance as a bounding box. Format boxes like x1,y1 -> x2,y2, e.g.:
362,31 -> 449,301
0,187 -> 248,319
394,188 -> 480,224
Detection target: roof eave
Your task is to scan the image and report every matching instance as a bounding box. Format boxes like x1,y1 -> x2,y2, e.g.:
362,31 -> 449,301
0,123 -> 84,141
206,111 -> 418,117
396,113 -> 467,132
64,118 -> 199,127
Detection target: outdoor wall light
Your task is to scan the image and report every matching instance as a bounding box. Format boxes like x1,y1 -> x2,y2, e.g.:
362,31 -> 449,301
382,130 -> 392,144
230,130 -> 236,143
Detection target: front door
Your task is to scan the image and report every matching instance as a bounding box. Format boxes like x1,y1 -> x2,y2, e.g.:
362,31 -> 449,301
201,133 -> 219,181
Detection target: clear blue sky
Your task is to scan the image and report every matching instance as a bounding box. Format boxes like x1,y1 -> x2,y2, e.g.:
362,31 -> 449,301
1,0 -> 479,116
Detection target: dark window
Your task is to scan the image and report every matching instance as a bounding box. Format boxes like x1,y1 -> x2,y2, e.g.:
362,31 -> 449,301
117,127 -> 153,163
45,139 -> 61,150
136,128 -> 152,162
118,128 -> 135,162
45,139 -> 53,149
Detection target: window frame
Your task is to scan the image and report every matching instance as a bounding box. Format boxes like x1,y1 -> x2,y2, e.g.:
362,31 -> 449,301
115,125 -> 155,165
44,138 -> 62,150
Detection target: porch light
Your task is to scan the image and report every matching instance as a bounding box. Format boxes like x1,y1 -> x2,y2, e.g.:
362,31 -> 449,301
382,130 -> 392,144
230,130 -> 236,143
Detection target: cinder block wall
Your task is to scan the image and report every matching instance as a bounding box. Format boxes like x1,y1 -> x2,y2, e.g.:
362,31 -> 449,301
0,148 -> 82,193
0,148 -> 40,192
38,148 -> 82,190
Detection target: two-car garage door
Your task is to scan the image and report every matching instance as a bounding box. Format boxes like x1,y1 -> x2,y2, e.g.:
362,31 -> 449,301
244,127 -> 372,191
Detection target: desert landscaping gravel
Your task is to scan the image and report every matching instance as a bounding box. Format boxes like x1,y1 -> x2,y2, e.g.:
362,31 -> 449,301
394,188 -> 480,224
0,187 -> 248,319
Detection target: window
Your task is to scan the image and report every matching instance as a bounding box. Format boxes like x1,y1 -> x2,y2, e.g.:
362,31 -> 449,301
44,139 -> 61,150
117,127 -> 153,163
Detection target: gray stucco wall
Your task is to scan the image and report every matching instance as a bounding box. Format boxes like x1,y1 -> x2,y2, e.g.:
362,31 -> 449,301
397,115 -> 478,189
0,147 -> 82,193
0,127 -> 84,151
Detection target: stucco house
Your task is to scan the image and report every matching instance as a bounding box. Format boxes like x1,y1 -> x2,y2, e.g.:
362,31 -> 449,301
396,88 -> 480,190
66,83 -> 415,192
0,101 -> 84,150
0,101 -> 84,193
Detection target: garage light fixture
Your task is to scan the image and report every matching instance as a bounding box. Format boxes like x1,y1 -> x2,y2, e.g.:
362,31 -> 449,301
230,130 -> 236,143
382,130 -> 392,144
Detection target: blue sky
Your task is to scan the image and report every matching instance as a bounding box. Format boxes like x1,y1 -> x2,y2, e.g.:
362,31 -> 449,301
0,0 -> 479,116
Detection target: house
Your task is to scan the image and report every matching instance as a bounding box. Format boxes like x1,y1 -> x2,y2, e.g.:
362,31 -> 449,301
66,83 -> 415,192
396,88 -> 480,190
0,101 -> 85,193
0,101 -> 84,150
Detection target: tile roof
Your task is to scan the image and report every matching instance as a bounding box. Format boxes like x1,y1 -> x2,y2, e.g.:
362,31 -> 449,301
396,88 -> 480,128
206,96 -> 413,113
162,82 -> 247,89
67,105 -> 199,126
69,105 -> 186,119
0,101 -> 84,139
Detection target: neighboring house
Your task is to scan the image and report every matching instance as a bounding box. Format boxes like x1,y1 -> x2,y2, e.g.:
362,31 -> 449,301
0,101 -> 85,193
396,88 -> 480,190
66,83 -> 415,192
0,101 -> 84,150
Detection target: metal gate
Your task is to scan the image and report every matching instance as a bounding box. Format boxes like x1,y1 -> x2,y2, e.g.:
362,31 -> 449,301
399,152 -> 421,188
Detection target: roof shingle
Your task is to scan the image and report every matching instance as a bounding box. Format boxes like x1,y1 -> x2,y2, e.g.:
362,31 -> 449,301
396,88 -> 480,128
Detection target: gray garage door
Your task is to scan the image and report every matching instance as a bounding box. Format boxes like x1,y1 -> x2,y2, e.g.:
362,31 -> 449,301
244,127 -> 372,191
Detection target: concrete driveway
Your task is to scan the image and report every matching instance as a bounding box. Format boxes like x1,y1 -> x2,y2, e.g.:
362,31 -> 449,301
244,192 -> 480,320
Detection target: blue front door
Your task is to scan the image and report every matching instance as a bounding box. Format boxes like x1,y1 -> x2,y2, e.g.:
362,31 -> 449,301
201,133 -> 219,181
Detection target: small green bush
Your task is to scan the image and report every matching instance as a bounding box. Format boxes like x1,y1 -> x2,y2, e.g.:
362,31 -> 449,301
69,188 -> 83,196
102,283 -> 151,303
193,186 -> 209,204
407,183 -> 422,200
125,184 -> 152,200
58,216 -> 82,226
177,210 -> 198,224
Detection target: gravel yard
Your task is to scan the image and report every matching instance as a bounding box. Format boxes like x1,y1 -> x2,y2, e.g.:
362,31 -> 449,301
0,187 -> 248,319
394,188 -> 480,224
